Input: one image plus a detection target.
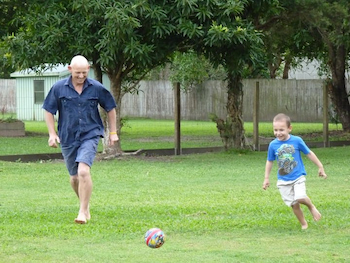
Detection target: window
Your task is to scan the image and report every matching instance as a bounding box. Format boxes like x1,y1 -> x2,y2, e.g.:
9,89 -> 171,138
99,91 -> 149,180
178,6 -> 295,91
34,80 -> 45,104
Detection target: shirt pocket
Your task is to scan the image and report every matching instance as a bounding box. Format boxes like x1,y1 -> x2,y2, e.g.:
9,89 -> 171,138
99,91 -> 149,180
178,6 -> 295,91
59,96 -> 74,109
86,97 -> 99,122
88,97 -> 99,108
59,96 -> 80,120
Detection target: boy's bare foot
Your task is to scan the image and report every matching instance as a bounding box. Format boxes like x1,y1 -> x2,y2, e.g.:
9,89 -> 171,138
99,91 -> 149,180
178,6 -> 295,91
310,206 -> 321,221
301,222 -> 308,230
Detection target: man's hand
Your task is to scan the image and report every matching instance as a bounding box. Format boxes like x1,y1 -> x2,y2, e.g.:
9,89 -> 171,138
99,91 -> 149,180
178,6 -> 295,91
48,135 -> 60,148
109,133 -> 119,146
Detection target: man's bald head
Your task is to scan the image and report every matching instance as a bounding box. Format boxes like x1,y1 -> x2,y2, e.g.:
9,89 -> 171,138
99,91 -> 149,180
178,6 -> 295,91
69,55 -> 90,67
68,55 -> 90,87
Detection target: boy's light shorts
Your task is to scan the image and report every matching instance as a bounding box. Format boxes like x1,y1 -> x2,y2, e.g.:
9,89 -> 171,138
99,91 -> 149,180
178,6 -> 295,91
61,137 -> 100,176
277,176 -> 307,207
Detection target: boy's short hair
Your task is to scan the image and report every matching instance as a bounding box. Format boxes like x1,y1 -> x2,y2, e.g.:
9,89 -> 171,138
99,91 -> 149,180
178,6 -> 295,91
273,113 -> 291,127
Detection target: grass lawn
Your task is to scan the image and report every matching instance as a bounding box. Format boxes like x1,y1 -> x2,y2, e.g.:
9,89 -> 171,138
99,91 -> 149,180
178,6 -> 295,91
0,118 -> 348,155
0,146 -> 350,262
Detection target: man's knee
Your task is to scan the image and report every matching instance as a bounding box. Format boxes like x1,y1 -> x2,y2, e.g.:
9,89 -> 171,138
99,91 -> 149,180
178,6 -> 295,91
70,174 -> 78,182
78,163 -> 91,178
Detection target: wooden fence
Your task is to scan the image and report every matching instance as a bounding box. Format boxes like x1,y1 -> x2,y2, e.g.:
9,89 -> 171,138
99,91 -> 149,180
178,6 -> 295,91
3,78 -> 349,122
121,79 -> 329,122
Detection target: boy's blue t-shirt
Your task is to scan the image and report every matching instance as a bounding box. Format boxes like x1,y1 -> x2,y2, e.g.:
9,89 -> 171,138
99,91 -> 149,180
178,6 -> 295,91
267,135 -> 311,181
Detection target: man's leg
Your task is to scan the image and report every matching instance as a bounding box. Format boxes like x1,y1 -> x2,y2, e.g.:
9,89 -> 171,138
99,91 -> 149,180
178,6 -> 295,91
70,175 -> 79,197
74,162 -> 92,224
73,137 -> 99,224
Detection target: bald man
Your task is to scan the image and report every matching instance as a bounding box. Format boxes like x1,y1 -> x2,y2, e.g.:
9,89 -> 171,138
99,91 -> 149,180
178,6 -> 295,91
43,55 -> 119,224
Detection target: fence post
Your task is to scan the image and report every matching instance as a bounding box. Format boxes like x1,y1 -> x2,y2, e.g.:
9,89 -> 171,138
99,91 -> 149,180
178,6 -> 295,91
253,81 -> 260,151
323,83 -> 329,147
174,82 -> 181,155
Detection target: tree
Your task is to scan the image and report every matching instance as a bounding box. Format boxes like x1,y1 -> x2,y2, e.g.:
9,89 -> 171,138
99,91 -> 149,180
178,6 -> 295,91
7,0 -> 277,151
165,50 -> 227,89
0,0 -> 27,78
7,0 -> 184,153
183,0 -> 275,149
262,0 -> 350,130
305,0 -> 350,131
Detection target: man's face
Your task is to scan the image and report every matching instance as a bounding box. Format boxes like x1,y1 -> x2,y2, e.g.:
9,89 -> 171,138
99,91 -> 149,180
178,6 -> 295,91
273,120 -> 292,141
68,64 -> 89,85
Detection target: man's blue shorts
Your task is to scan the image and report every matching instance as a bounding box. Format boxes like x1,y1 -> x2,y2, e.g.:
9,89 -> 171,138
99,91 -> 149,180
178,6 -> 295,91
61,136 -> 100,176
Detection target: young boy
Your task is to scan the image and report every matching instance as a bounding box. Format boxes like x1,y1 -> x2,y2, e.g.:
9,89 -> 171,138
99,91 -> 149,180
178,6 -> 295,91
263,113 -> 327,229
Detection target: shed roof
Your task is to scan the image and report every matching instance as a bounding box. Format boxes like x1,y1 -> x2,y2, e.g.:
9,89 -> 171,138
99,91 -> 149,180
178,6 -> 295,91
10,64 -> 70,78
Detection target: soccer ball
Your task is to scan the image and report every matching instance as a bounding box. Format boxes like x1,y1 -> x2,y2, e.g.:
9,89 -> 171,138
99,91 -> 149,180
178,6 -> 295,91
144,228 -> 165,248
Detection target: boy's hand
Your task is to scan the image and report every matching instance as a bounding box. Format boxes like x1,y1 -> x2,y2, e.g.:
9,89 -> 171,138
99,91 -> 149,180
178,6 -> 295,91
318,168 -> 327,179
262,178 -> 270,190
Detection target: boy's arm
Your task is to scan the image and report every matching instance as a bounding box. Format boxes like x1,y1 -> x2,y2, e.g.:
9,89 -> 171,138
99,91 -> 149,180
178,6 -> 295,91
263,160 -> 274,190
107,108 -> 119,146
306,151 -> 327,179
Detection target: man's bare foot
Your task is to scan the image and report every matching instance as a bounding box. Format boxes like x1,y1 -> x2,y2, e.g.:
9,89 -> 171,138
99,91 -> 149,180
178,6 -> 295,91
310,206 -> 321,221
74,213 -> 87,224
85,210 -> 91,221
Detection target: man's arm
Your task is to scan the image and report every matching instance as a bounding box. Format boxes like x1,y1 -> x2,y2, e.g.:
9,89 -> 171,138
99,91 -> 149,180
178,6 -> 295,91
44,110 -> 60,148
107,108 -> 119,146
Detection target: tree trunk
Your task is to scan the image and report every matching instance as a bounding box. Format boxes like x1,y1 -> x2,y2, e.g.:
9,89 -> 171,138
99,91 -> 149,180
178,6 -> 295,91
213,73 -> 245,150
282,59 -> 291,79
92,63 -> 103,83
327,44 -> 350,131
92,65 -> 123,154
106,73 -> 123,154
268,56 -> 282,79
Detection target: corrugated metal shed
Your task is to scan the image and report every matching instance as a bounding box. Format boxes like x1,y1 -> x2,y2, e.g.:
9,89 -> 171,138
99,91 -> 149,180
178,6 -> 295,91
10,64 -> 70,78
10,64 -> 98,121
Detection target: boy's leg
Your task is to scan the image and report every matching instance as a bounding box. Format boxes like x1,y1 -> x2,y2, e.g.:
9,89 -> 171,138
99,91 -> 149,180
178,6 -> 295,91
291,203 -> 308,229
296,197 -> 321,221
294,177 -> 322,222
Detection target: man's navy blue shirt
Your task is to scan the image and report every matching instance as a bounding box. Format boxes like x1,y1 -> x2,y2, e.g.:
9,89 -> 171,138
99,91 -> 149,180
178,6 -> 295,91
42,76 -> 117,147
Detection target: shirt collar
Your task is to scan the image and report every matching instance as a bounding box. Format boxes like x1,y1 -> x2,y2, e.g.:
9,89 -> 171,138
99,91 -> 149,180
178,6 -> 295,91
64,76 -> 92,90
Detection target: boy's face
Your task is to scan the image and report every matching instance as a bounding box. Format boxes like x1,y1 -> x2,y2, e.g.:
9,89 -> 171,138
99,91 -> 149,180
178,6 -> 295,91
273,120 -> 292,141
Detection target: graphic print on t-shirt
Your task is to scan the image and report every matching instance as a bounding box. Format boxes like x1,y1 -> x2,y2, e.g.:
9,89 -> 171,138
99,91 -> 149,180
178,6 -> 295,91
276,144 -> 297,175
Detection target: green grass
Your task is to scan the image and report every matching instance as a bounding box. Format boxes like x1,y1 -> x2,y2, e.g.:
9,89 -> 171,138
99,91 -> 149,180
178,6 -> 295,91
1,147 -> 349,262
0,118 -> 347,155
